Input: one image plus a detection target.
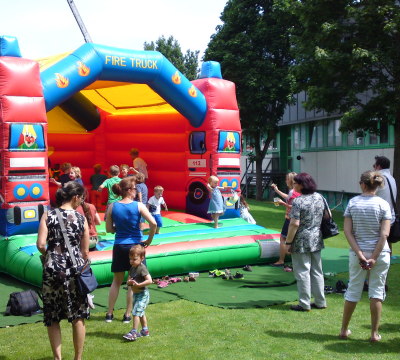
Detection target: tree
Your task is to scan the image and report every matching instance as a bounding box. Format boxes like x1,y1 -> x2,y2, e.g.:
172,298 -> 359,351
292,0 -> 400,203
144,35 -> 200,80
204,0 -> 297,200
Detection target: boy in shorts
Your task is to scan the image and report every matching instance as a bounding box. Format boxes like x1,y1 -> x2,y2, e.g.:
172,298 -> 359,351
147,185 -> 168,234
123,245 -> 152,341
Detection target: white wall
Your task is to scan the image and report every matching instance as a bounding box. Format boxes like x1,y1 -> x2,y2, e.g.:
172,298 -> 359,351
299,148 -> 394,193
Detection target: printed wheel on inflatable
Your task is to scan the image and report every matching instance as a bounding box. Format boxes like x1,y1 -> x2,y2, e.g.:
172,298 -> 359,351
188,181 -> 209,204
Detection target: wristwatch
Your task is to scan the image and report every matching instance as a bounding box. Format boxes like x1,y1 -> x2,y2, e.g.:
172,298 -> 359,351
285,241 -> 292,245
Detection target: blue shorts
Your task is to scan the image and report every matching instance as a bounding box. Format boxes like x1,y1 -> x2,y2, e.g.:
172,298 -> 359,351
152,214 -> 163,228
132,289 -> 150,317
281,218 -> 290,238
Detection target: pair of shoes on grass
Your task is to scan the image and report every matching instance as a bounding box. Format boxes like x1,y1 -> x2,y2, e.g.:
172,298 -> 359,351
123,328 -> 150,341
222,270 -> 244,280
105,313 -> 131,323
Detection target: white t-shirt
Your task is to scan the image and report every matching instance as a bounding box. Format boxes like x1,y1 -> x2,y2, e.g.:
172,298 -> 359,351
344,194 -> 392,252
133,157 -> 148,179
147,196 -> 165,215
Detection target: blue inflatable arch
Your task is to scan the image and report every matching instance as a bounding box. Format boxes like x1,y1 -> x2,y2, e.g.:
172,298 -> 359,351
40,43 -> 208,127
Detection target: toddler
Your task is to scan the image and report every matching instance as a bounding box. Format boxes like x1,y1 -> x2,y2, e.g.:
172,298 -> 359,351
90,164 -> 107,212
207,175 -> 229,228
123,245 -> 152,341
69,166 -> 84,186
98,165 -> 122,220
239,195 -> 256,224
147,185 -> 168,234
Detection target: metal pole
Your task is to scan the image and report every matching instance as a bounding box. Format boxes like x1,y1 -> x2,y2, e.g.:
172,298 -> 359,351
66,0 -> 93,43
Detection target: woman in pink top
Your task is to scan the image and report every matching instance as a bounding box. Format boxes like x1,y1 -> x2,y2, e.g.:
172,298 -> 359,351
271,172 -> 300,266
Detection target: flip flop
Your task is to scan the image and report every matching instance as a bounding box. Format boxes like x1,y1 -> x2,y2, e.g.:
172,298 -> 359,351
157,280 -> 169,288
370,334 -> 381,342
270,263 -> 284,267
338,329 -> 351,340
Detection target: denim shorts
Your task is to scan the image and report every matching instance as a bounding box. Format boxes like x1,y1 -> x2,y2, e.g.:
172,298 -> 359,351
132,289 -> 150,317
152,214 -> 163,227
281,218 -> 290,238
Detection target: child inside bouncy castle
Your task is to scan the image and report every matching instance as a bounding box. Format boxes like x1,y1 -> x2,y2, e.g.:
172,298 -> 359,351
207,175 -> 230,229
98,165 -> 122,220
90,164 -> 107,212
135,172 -> 148,231
50,162 -> 72,187
120,164 -> 130,179
69,166 -> 84,186
147,185 -> 168,234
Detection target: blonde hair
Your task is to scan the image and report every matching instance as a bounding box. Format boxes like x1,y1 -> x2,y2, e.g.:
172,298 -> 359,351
360,171 -> 384,191
109,165 -> 120,176
120,164 -> 129,171
71,166 -> 81,178
136,172 -> 145,183
154,185 -> 164,192
286,172 -> 297,189
129,244 -> 145,258
93,163 -> 102,173
208,175 -> 219,184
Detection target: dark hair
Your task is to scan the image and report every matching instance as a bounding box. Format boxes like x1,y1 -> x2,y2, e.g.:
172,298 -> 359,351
360,170 -> 384,191
240,195 -> 249,208
80,188 -> 93,227
55,181 -> 84,207
374,156 -> 390,169
112,177 -> 136,198
293,173 -> 317,194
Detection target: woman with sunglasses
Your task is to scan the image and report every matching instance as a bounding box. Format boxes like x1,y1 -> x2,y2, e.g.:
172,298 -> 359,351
104,177 -> 156,323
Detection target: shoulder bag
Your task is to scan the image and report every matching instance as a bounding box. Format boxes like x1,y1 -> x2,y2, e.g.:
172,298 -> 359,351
383,176 -> 400,243
55,208 -> 98,295
320,195 -> 339,239
5,289 -> 41,316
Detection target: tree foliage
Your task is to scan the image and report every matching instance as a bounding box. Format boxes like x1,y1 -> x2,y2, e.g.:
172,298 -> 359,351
144,35 -> 200,80
204,0 -> 297,199
292,0 -> 400,200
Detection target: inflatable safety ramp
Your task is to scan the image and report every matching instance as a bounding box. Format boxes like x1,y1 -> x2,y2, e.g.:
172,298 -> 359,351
0,36 -> 49,236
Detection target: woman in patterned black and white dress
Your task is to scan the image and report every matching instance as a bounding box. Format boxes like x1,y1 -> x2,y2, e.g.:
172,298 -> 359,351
37,181 -> 90,360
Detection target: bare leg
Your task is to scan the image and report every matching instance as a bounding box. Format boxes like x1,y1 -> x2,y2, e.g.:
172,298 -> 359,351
140,314 -> 148,329
340,300 -> 357,338
125,286 -> 133,317
212,214 -> 219,228
107,272 -> 125,315
47,322 -> 62,360
133,315 -> 140,331
273,235 -> 287,265
370,298 -> 383,341
72,318 -> 85,360
155,226 -> 160,234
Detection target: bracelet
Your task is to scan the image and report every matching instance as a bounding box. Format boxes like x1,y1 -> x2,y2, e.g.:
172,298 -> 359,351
285,242 -> 292,245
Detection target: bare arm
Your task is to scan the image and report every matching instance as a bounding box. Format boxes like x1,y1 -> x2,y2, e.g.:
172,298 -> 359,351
105,203 -> 115,233
49,178 -> 62,187
285,218 -> 300,253
139,203 -> 157,247
343,217 -> 367,263
271,184 -> 288,199
130,273 -> 153,288
36,212 -> 48,255
369,219 -> 391,266
80,218 -> 90,260
94,212 -> 102,226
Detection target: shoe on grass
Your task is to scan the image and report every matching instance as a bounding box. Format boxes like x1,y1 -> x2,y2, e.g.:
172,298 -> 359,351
137,329 -> 150,337
310,303 -> 327,309
123,329 -> 137,341
122,314 -> 132,323
105,313 -> 113,323
290,304 -> 310,312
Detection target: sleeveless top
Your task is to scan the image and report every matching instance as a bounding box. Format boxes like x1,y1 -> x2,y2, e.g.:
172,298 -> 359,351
112,201 -> 142,245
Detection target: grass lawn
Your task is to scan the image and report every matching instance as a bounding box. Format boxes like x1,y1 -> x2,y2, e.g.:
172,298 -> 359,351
1,200 -> 399,359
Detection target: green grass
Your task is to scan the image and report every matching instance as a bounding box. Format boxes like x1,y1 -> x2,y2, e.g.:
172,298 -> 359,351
1,200 -> 399,359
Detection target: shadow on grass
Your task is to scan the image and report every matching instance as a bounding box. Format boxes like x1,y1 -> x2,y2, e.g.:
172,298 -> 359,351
265,329 -> 400,354
86,330 -> 126,341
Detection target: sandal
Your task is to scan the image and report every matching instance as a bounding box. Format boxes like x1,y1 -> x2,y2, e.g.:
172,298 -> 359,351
242,265 -> 253,272
157,280 -> 169,288
324,285 -> 334,294
234,271 -> 244,279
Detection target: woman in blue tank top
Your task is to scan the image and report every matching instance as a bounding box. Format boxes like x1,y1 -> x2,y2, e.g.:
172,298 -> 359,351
105,177 -> 156,323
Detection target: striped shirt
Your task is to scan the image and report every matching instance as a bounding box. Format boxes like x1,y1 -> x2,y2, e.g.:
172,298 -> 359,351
344,195 -> 392,252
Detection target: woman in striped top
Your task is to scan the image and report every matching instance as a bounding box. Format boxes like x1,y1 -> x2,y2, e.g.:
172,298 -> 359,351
340,171 -> 392,342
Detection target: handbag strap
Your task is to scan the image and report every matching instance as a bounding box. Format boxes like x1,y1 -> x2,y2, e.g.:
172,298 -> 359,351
54,208 -> 79,268
320,194 -> 332,219
382,175 -> 398,214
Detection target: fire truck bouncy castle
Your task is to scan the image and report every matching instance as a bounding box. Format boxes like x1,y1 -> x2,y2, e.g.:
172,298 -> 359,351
0,35 -> 279,286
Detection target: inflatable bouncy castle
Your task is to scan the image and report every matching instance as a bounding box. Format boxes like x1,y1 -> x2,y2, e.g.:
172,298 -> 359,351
0,35 -> 280,286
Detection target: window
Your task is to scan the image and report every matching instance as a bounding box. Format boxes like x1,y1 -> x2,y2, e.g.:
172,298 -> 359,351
335,120 -> 342,146
347,131 -> 355,146
218,131 -> 240,153
9,123 -> 45,151
327,119 -> 342,147
189,132 -> 206,154
380,122 -> 389,143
